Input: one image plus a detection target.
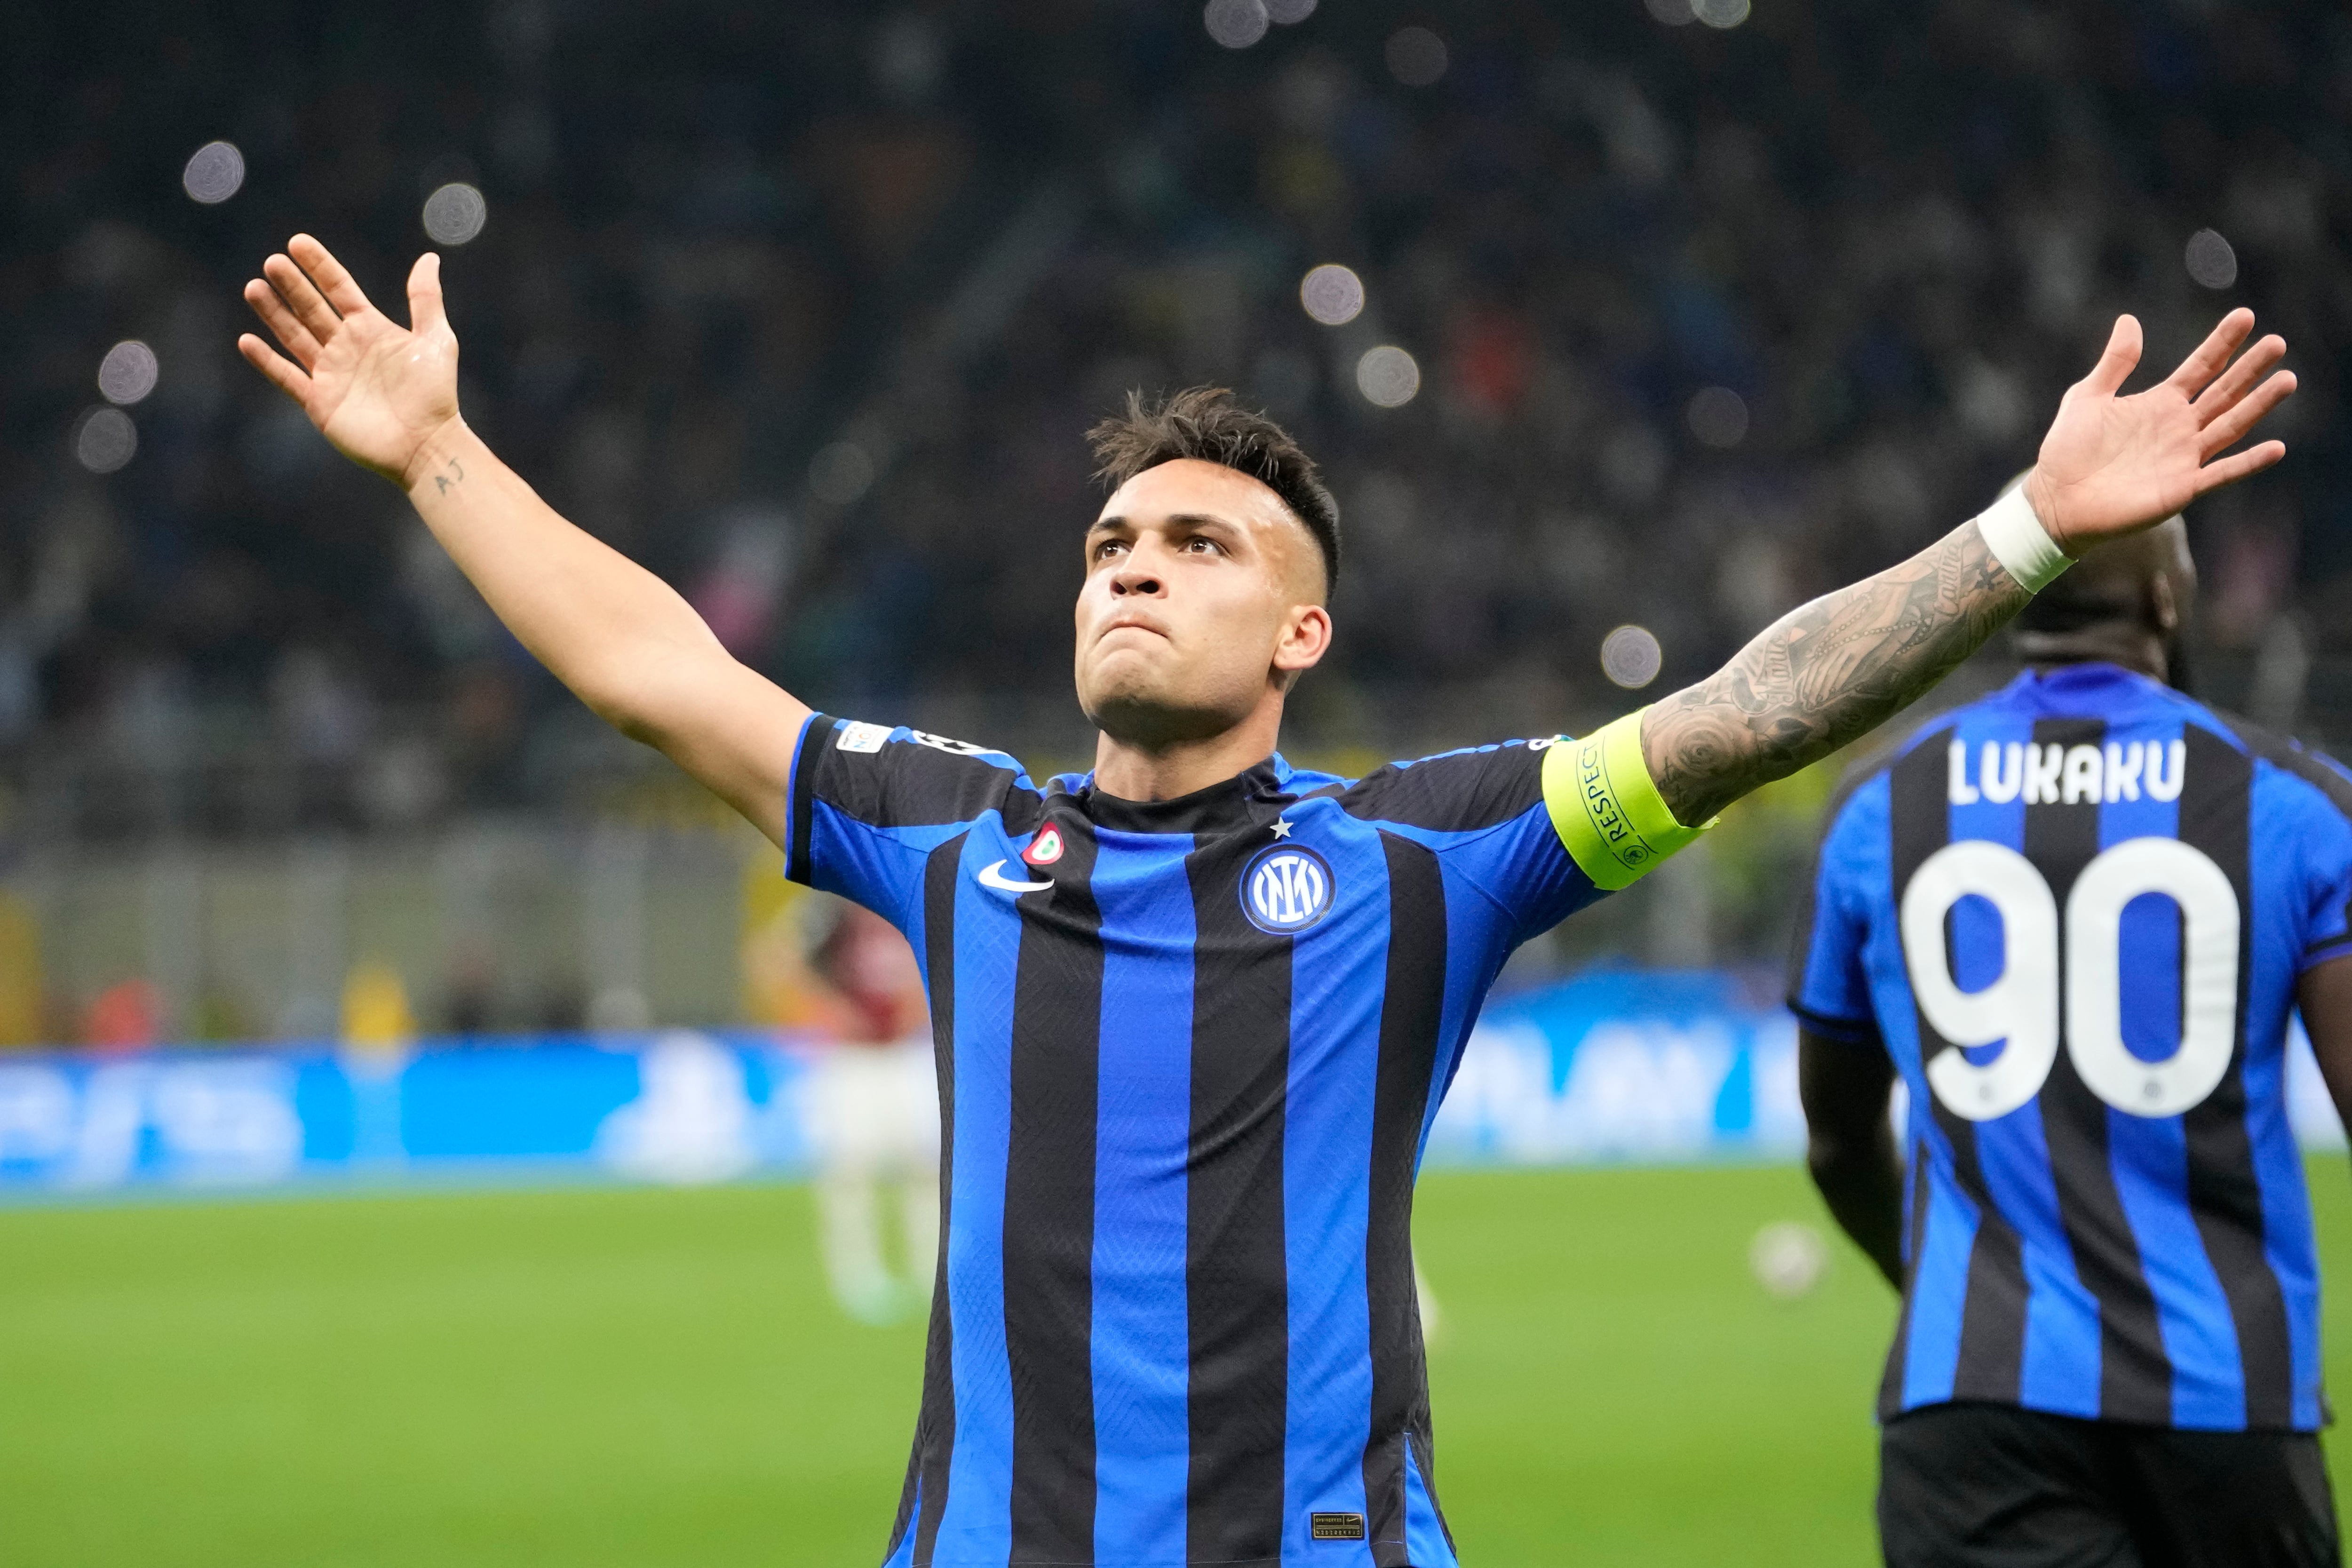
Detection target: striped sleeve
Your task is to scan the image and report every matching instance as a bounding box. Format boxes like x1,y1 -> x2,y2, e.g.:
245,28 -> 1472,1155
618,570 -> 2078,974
2294,770 -> 2352,972
1338,738 -> 1606,940
2235,731 -> 2352,973
784,714 -> 1041,927
1786,785 -> 1883,1046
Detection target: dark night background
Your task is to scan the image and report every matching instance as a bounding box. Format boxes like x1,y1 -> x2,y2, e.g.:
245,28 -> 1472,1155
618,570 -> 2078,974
2,0 -> 2346,843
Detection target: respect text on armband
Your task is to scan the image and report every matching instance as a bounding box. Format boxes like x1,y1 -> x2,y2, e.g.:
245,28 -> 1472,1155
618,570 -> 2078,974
1576,740 -> 1646,867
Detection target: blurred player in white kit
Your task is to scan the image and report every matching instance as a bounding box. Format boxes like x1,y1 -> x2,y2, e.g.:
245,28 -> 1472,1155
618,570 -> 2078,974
799,896 -> 941,1326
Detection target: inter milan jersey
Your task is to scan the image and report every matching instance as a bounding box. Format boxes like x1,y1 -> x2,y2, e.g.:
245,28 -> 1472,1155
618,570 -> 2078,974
1790,663 -> 2352,1432
783,714 -> 1607,1568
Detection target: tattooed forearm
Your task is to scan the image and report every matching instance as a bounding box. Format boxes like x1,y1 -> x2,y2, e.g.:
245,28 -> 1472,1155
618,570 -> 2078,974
1641,519 -> 2032,825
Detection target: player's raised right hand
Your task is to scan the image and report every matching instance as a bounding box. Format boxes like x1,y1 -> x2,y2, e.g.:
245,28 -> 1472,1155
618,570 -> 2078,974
2020,308 -> 2294,557
238,237 -> 461,490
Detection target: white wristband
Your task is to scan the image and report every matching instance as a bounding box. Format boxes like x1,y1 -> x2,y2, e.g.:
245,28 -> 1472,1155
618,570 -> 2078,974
1973,485 -> 2072,593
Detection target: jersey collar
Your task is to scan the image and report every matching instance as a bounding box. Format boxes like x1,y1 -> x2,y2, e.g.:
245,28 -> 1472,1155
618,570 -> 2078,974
2003,661 -> 2164,701
1071,756 -> 1294,836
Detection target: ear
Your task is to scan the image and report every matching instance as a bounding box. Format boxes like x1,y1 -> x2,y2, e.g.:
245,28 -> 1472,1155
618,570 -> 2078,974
1273,603 -> 1333,676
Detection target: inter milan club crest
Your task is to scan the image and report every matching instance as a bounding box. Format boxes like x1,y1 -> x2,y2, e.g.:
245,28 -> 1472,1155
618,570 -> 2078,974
1240,844 -> 1335,935
1023,824 -> 1065,867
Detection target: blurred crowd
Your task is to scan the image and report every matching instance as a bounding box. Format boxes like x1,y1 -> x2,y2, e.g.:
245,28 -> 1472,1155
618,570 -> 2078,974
3,0 -> 2348,844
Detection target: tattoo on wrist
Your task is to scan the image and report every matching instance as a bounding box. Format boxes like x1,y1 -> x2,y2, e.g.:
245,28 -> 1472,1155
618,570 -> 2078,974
1643,520 -> 2032,825
429,455 -> 464,496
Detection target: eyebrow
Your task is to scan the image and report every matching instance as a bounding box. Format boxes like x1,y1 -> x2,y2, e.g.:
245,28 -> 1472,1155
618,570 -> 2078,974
1086,512 -> 1242,536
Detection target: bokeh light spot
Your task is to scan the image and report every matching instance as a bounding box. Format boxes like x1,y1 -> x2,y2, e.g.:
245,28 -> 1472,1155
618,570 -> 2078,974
2185,228 -> 2238,291
1385,27 -> 1448,87
809,442 -> 877,505
1300,264 -> 1365,326
1694,0 -> 1751,28
182,141 -> 246,204
1203,0 -> 1270,49
1356,346 -> 1421,408
98,341 -> 159,406
74,407 -> 137,474
1687,386 -> 1749,448
1644,0 -> 1699,22
1267,0 -> 1317,21
1750,1221 -> 1830,1299
1602,625 -> 1663,689
422,183 -> 489,246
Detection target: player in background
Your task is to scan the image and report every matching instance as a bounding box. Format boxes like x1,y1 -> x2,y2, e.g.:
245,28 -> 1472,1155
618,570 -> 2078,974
801,895 -> 943,1326
237,229 -> 2291,1568
1793,513 -> 2352,1566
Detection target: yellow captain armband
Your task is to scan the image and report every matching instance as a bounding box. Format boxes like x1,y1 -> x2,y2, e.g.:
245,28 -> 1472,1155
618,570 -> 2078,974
1541,708 -> 1713,891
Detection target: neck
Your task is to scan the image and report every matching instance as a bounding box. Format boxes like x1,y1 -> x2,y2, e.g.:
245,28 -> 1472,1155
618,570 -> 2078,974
2014,626 -> 2169,682
1091,700 -> 1285,801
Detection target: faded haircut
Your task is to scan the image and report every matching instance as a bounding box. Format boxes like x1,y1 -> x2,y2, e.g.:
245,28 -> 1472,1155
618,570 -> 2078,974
1086,387 -> 1342,591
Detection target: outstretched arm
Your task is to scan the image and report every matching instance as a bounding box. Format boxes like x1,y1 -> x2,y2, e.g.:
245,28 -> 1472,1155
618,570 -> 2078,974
238,237 -> 810,844
1641,310 -> 2296,826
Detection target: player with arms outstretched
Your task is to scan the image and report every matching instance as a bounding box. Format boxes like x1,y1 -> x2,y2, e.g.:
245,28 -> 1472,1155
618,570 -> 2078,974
239,233 -> 2291,1567
1795,517 -> 2352,1566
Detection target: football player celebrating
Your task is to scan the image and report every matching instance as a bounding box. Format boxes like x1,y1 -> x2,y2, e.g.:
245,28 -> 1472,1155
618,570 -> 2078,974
240,233 -> 2290,1567
1795,511 -> 2352,1568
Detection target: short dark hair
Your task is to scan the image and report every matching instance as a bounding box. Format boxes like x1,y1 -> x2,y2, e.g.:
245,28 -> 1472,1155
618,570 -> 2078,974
2013,567 -> 2145,635
1087,387 -> 1341,591
2014,514 -> 2188,636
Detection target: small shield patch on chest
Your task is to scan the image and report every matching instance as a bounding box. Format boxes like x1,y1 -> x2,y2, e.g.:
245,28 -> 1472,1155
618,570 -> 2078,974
1023,824 -> 1065,867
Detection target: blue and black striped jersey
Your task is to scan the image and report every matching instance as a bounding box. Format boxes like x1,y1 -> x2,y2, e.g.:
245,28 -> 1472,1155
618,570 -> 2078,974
1789,663 -> 2352,1432
784,714 -> 1610,1568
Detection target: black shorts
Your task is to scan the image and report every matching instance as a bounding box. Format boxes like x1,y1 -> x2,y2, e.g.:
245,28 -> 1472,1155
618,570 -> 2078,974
1879,1401 -> 2340,1568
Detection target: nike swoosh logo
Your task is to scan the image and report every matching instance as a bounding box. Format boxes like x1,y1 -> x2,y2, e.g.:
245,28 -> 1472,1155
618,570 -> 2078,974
978,860 -> 1055,894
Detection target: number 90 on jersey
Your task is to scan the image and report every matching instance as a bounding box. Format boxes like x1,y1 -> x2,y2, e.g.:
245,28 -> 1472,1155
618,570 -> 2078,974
1899,837 -> 2240,1121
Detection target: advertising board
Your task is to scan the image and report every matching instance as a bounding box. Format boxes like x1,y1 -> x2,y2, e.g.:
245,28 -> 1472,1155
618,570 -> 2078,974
0,972 -> 2338,1196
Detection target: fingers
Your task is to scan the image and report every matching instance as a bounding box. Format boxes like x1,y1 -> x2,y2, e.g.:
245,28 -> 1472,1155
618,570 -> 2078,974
263,251 -> 342,341
405,252 -> 446,335
2162,307 -> 2256,395
287,233 -> 374,318
237,333 -> 311,402
2193,333 -> 2286,425
242,277 -> 322,368
2083,314 -> 2144,396
2201,369 -> 2297,457
2192,439 -> 2286,497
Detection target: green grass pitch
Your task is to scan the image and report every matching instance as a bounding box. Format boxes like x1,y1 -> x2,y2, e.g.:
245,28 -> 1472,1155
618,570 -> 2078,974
4,1162 -> 2350,1566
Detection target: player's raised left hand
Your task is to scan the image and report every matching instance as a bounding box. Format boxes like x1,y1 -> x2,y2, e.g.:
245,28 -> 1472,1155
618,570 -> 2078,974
237,236 -> 461,490
2023,308 -> 2294,556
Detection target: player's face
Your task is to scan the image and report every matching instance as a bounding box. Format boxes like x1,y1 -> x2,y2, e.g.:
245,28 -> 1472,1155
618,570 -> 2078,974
1073,459 -> 1331,749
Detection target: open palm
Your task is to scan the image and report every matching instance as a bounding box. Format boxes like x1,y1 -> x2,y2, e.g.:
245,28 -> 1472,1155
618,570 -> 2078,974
237,235 -> 461,487
2026,308 -> 2294,555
